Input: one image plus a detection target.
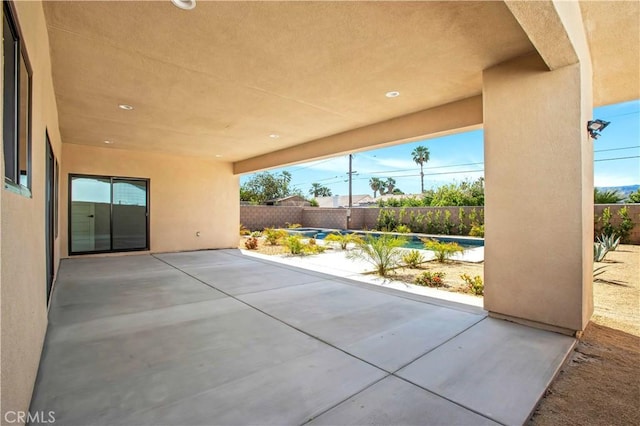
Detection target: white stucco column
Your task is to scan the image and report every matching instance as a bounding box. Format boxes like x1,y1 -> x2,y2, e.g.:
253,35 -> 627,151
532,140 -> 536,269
482,52 -> 593,334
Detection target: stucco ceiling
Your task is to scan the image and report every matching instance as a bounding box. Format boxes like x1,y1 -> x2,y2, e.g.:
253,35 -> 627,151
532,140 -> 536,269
42,1 -> 638,163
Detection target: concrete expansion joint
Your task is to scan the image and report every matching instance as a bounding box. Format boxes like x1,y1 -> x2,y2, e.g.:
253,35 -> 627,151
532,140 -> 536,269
151,253 -> 504,425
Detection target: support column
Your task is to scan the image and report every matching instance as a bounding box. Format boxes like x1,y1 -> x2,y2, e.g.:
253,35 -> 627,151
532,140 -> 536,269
483,52 -> 593,334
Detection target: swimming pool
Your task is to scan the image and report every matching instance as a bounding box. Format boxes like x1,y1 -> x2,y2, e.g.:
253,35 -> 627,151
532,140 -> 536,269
284,227 -> 484,250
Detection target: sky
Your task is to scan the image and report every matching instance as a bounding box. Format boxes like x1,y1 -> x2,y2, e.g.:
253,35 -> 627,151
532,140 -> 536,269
240,99 -> 640,198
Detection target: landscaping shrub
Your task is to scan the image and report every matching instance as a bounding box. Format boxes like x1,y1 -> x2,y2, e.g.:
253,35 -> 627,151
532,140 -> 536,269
346,234 -> 406,277
376,209 -> 398,232
395,224 -> 411,233
324,233 -> 363,250
415,271 -> 446,287
402,250 -> 425,268
616,206 -> 634,243
263,228 -> 288,245
239,224 -> 250,236
244,237 -> 258,250
469,224 -> 484,237
421,239 -> 464,262
460,274 -> 484,296
285,222 -> 302,229
284,235 -> 327,255
597,206 -> 635,243
285,235 -> 305,254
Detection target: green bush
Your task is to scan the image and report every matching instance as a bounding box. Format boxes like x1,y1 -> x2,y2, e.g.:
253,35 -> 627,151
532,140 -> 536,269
239,224 -> 250,236
402,250 -> 425,268
460,273 -> 484,295
617,206 -> 634,243
284,235 -> 327,255
421,239 -> 464,263
597,206 -> 635,243
285,235 -> 305,254
469,224 -> 484,237
376,210 -> 398,232
325,232 -> 364,250
346,234 -> 406,276
415,271 -> 446,287
263,228 -> 288,245
395,224 -> 411,233
285,223 -> 302,229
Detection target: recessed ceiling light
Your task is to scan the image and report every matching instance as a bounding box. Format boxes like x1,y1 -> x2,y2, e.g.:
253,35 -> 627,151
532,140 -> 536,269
171,0 -> 196,10
269,133 -> 280,139
118,104 -> 134,110
215,154 -> 222,158
104,140 -> 113,144
385,91 -> 400,98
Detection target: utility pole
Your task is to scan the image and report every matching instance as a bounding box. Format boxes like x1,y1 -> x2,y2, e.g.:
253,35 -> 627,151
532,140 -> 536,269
346,154 -> 357,228
348,154 -> 353,209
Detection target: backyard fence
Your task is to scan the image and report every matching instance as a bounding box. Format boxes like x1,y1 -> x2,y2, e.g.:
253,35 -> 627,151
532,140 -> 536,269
241,204 -> 640,244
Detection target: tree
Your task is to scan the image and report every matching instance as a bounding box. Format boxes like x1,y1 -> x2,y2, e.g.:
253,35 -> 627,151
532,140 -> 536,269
594,188 -> 624,204
369,177 -> 383,198
240,171 -> 299,204
412,146 -> 430,193
308,182 -> 332,198
430,178 -> 484,206
383,177 -> 397,195
626,189 -> 640,203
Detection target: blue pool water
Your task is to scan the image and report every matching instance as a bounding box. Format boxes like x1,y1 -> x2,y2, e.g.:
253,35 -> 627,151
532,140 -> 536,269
285,228 -> 483,249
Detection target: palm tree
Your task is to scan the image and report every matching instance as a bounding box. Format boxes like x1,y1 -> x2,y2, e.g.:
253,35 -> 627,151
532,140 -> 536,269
369,177 -> 383,198
385,177 -> 397,195
309,182 -> 332,198
412,146 -> 430,193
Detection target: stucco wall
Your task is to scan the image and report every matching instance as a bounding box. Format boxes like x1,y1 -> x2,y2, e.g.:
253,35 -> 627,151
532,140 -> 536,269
61,144 -> 239,256
1,1 -> 64,423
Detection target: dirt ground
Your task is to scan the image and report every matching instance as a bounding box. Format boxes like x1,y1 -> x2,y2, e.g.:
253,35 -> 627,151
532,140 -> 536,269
529,245 -> 640,426
241,238 -> 639,425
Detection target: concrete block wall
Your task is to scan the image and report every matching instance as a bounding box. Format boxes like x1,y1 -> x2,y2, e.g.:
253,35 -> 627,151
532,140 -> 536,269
302,208 -> 348,229
240,206 -> 303,231
594,204 -> 640,244
240,204 -> 640,243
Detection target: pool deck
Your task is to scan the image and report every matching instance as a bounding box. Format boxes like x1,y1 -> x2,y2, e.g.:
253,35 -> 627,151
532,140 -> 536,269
30,249 -> 575,426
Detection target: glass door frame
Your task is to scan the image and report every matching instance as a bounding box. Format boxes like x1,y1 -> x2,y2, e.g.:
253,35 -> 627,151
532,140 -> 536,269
68,173 -> 150,255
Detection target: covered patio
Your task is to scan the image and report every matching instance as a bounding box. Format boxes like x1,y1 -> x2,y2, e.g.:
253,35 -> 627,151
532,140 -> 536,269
30,251 -> 573,425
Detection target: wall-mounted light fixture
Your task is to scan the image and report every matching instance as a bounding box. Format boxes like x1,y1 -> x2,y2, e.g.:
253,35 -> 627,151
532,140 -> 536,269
587,119 -> 610,139
171,0 -> 196,10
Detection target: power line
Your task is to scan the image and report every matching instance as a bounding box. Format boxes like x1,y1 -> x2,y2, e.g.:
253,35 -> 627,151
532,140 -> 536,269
594,145 -> 639,153
594,155 -> 640,163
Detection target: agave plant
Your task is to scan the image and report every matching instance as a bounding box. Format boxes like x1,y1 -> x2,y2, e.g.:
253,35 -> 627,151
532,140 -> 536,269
596,233 -> 620,252
593,242 -> 609,262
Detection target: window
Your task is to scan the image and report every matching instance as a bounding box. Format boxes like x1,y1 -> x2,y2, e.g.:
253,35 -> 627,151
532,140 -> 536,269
3,1 -> 32,194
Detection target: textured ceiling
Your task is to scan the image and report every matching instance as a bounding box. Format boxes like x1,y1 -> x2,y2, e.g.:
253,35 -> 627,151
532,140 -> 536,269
43,1 -> 638,163
43,1 -> 534,161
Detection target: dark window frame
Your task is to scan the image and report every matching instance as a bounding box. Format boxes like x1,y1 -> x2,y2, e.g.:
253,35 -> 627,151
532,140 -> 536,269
68,173 -> 151,256
3,0 -> 33,196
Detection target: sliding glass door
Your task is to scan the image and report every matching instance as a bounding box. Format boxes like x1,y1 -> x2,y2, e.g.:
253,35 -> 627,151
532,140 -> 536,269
69,175 -> 149,255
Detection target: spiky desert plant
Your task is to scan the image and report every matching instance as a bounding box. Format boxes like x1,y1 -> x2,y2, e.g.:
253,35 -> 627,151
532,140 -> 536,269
346,234 -> 406,276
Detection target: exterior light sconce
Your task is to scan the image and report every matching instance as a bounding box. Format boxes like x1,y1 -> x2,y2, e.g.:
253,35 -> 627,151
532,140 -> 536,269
587,119 -> 610,139
171,0 -> 196,10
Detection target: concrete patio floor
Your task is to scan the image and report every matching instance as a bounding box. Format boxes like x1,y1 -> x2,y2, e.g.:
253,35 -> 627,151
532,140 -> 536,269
30,249 -> 575,426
